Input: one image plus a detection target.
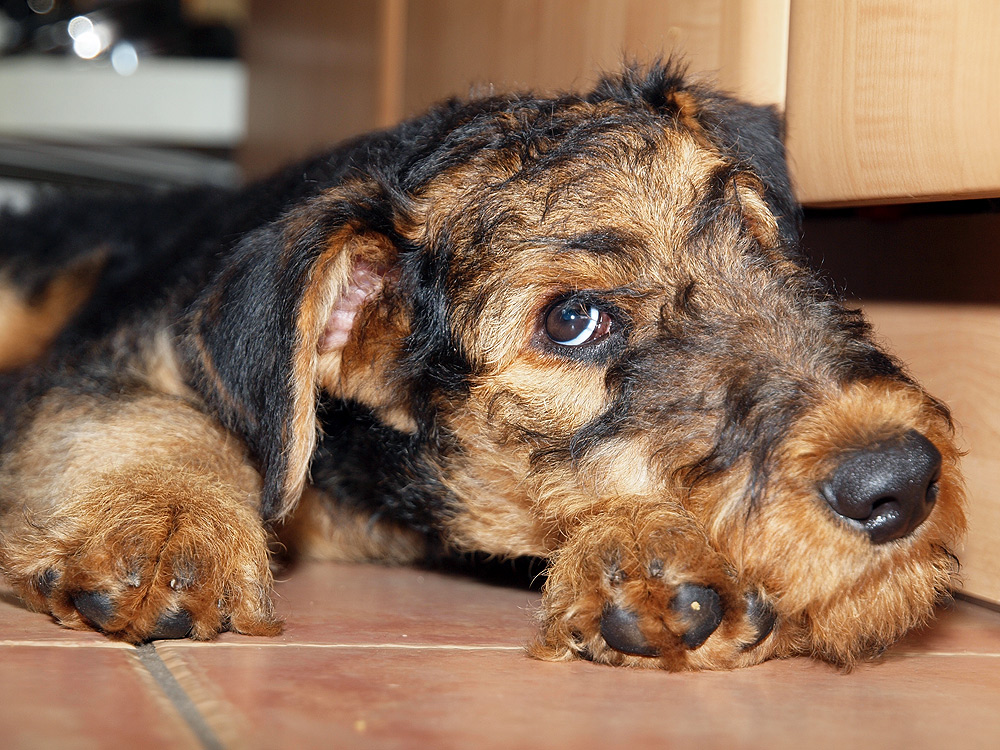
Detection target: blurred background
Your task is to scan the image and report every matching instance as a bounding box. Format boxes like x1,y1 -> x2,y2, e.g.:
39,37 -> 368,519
1,0 -> 998,607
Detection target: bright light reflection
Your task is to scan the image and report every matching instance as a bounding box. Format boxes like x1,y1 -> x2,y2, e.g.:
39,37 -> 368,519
69,17 -> 113,60
67,16 -> 93,40
73,30 -> 102,59
28,0 -> 55,14
111,41 -> 139,76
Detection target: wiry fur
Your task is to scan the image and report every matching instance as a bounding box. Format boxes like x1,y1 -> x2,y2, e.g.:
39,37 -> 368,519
0,63 -> 965,670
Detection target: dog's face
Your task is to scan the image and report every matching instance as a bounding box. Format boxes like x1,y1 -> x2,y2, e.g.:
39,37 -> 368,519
190,67 -> 965,666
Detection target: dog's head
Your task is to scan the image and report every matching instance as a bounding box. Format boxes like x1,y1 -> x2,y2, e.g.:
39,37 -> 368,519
187,63 -> 965,664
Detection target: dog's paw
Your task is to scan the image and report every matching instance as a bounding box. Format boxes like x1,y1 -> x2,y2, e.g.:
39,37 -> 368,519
1,466 -> 280,642
530,505 -> 776,670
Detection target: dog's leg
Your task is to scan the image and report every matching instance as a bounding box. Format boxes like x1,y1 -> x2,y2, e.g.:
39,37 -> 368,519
531,500 -> 776,670
0,392 -> 279,641
276,487 -> 427,565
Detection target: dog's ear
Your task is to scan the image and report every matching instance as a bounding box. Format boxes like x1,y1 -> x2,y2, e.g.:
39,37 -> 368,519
185,182 -> 401,521
591,64 -> 802,246
693,93 -> 802,246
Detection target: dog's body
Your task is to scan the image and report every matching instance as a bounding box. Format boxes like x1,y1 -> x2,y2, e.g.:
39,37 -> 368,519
0,65 -> 965,670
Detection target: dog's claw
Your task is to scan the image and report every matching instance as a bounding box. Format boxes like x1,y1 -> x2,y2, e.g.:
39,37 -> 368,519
36,569 -> 59,597
600,605 -> 659,657
600,583 -> 725,657
671,584 -> 723,649
71,591 -> 195,640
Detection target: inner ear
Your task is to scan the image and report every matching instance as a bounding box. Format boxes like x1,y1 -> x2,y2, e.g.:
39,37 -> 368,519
319,259 -> 391,354
306,231 -> 410,424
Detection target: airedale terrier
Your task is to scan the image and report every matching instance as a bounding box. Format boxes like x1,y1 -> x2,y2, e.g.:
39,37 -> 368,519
0,64 -> 965,670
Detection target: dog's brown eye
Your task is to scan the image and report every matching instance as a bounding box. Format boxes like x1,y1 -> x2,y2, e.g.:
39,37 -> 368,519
545,299 -> 612,346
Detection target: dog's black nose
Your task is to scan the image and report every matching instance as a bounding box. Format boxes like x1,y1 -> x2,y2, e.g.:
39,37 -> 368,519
821,430 -> 941,544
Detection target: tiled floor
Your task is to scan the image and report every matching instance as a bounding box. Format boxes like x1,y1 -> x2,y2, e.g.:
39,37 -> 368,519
2,562 -> 999,749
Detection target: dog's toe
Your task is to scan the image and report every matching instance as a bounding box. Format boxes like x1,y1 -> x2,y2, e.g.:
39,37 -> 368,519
71,591 -> 115,629
742,592 -> 777,650
36,569 -> 60,597
599,605 -> 659,657
599,584 -> 725,657
149,609 -> 194,640
671,584 -> 724,649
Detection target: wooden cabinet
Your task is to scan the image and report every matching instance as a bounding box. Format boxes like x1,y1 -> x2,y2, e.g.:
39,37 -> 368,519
242,0 -> 1000,605
241,0 -> 793,176
864,303 -> 1000,605
243,0 -> 1000,205
786,1 -> 1000,205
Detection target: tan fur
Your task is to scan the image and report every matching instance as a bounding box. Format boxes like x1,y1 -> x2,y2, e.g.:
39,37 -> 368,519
284,225 -> 356,519
365,98 -> 965,669
530,498 -> 763,671
0,394 -> 279,642
0,253 -> 104,371
284,200 -> 406,518
0,81 -> 966,670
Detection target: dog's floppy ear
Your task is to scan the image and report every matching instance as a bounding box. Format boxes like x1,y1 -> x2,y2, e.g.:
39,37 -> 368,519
185,181 -> 400,521
591,63 -> 802,246
694,93 -> 802,246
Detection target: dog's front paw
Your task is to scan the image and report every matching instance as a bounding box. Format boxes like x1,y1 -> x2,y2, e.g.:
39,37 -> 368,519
531,505 -> 775,670
1,466 -> 280,642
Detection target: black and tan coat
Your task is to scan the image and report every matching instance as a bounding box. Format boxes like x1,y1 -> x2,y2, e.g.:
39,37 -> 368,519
0,64 -> 965,669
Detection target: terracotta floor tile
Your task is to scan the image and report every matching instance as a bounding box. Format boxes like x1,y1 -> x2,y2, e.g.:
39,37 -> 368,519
153,562 -> 1000,750
155,643 -> 1000,750
4,562 -> 999,749
212,562 -> 541,648
0,588 -> 132,647
0,646 -> 199,749
894,598 -> 1000,656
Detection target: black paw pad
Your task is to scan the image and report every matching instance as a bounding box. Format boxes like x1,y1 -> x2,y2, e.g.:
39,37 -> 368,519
71,591 -> 115,629
742,592 -> 776,650
36,569 -> 59,597
599,605 -> 659,657
671,584 -> 723,649
149,609 -> 193,640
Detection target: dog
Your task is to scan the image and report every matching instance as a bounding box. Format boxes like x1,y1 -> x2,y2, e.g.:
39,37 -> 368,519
0,63 -> 966,670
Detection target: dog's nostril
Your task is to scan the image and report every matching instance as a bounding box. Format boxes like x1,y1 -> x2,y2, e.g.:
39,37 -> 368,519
821,430 -> 942,544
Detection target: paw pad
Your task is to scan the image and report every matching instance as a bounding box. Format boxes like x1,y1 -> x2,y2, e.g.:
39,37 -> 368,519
671,584 -> 723,649
599,605 -> 659,657
71,591 -> 115,629
149,609 -> 194,640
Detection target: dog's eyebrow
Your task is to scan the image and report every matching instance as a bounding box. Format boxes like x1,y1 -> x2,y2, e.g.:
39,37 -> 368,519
545,228 -> 647,256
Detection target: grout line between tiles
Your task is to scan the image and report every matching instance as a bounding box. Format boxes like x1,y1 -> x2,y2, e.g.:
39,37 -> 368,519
134,643 -> 225,750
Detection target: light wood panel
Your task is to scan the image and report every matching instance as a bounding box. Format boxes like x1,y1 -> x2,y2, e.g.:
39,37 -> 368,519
400,0 -> 789,119
785,0 -> 1000,206
240,0 -> 386,177
865,303 -> 1000,605
241,0 -> 791,177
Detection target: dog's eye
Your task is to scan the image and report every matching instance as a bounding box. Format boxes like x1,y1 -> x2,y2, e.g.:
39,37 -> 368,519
544,299 -> 613,346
